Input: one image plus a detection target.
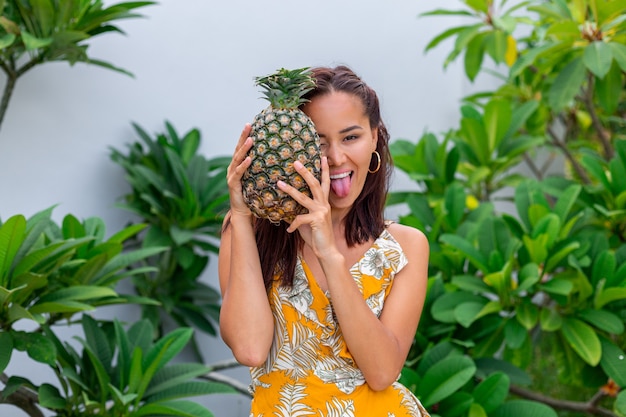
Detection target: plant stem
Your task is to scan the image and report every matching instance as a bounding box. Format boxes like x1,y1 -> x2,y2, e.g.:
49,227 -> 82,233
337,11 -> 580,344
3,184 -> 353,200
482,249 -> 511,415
0,60 -> 17,134
581,74 -> 613,160
0,372 -> 45,417
0,55 -> 42,134
509,385 -> 616,417
546,122 -> 591,184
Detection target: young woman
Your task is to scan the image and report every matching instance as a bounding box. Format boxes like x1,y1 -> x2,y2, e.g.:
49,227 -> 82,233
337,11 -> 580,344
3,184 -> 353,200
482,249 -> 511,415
219,65 -> 430,416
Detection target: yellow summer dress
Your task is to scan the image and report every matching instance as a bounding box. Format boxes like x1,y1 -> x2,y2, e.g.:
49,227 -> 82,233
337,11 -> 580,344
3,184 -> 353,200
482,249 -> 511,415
249,228 -> 430,416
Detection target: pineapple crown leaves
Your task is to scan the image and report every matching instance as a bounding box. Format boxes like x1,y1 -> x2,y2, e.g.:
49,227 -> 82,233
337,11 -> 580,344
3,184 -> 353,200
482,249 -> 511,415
255,67 -> 316,110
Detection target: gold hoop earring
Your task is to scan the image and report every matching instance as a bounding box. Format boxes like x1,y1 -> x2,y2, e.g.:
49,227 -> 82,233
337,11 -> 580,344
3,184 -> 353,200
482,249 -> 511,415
368,151 -> 381,174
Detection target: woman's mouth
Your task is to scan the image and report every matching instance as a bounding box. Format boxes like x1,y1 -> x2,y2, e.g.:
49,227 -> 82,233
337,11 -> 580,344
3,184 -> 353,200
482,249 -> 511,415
330,171 -> 352,198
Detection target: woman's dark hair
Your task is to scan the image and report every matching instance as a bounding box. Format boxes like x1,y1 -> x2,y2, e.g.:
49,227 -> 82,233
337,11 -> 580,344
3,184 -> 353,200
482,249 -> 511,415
251,65 -> 392,290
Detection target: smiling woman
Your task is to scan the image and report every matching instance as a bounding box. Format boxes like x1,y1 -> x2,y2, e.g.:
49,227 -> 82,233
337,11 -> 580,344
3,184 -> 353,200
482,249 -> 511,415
219,65 -> 431,416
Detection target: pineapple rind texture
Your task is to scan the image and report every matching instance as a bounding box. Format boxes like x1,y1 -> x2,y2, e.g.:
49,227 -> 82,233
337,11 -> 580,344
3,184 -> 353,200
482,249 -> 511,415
242,106 -> 321,225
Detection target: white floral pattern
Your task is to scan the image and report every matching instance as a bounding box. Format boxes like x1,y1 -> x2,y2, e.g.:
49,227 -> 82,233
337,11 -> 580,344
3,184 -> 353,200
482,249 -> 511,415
249,228 -> 429,417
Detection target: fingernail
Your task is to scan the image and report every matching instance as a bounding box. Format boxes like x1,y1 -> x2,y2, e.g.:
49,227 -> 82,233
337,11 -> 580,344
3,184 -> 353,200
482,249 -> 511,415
294,161 -> 303,169
277,180 -> 286,188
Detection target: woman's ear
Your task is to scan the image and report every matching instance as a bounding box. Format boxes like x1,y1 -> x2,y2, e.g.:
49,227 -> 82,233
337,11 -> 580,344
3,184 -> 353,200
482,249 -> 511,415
371,127 -> 379,151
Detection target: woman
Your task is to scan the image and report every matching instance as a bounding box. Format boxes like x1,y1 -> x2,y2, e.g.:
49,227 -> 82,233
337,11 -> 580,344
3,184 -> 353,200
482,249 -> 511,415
219,65 -> 430,416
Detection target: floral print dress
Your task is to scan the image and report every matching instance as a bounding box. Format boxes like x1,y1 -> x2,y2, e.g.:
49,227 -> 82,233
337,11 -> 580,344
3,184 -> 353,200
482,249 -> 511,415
249,228 -> 430,417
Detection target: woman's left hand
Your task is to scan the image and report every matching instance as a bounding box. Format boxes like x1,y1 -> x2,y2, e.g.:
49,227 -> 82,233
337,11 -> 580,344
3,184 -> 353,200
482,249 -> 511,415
277,157 -> 337,258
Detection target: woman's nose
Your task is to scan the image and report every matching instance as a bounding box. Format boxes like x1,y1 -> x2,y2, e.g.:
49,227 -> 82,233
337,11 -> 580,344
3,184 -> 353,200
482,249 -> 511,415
323,144 -> 345,166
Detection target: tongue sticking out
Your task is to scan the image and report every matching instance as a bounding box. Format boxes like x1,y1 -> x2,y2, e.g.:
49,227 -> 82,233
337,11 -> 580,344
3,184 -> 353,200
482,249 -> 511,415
331,174 -> 351,198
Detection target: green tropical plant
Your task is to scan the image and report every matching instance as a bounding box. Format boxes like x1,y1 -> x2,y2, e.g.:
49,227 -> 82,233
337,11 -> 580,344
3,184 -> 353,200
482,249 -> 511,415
0,0 -> 155,132
0,207 -> 164,334
390,0 -> 626,416
110,121 -> 231,357
2,315 -> 236,417
0,207 -> 171,415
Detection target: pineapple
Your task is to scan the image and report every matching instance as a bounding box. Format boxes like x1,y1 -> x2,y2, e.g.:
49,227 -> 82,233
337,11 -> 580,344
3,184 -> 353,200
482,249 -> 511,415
242,67 -> 322,225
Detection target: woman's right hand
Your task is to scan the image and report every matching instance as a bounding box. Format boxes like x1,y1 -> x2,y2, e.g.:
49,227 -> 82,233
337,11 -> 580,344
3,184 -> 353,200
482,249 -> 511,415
226,123 -> 254,217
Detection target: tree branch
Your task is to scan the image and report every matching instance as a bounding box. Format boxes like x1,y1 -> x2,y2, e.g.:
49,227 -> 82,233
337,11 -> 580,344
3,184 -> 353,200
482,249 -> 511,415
0,373 -> 44,417
580,73 -> 613,160
546,123 -> 592,184
510,385 -> 616,417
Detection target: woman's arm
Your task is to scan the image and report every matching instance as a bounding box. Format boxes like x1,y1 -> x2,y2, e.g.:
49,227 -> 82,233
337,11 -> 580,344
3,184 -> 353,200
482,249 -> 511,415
218,125 -> 274,367
279,160 -> 430,390
320,224 -> 429,390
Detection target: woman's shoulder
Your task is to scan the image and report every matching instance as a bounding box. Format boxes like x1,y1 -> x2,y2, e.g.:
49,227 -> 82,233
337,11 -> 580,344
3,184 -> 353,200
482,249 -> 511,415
384,221 -> 429,253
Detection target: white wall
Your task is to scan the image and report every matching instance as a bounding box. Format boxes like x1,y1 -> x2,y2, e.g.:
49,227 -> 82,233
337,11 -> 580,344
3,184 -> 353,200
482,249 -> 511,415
0,1 -> 467,416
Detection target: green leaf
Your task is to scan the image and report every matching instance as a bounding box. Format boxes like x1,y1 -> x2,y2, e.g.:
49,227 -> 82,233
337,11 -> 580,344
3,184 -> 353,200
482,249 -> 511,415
469,403 -> 488,417
484,30 -> 508,64
460,116 -> 489,164
135,328 -> 194,401
424,25 -> 470,52
440,234 -> 488,272
421,9 -> 475,18
108,223 -> 147,244
13,332 -> 56,365
561,318 -> 601,366
465,32 -> 486,81
37,286 -> 117,303
599,336 -> 626,387
546,21 -> 581,40
594,286 -> 626,309
473,372 -> 510,413
503,100 -> 539,140
0,33 -> 15,49
540,308 -> 563,331
144,380 -> 235,402
432,291 -> 487,324
484,99 -> 512,152
595,62 -> 622,114
82,315 -> 114,374
610,42 -> 626,72
146,363 -> 212,397
0,331 -> 13,374
418,355 -> 477,407
504,319 -> 528,349
38,383 -> 67,409
539,278 -> 574,296
509,42 -> 557,78
0,214 -> 26,286
452,275 -> 491,293
446,24 -> 483,67
455,301 -> 487,328
30,0 -> 56,36
20,30 -> 53,50
616,390 -> 626,416
491,399 -> 558,417
578,309 -> 624,334
29,300 -> 95,314
439,391 -> 474,417
83,345 -> 112,404
516,301 -> 539,330
552,184 -> 581,225
131,400 -> 214,417
548,56 -> 587,111
128,346 -> 144,395
583,41 -> 613,79
465,0 -> 488,13
91,246 -> 166,286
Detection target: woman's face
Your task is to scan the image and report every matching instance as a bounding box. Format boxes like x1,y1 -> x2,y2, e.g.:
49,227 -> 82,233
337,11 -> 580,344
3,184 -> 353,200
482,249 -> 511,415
303,91 -> 378,211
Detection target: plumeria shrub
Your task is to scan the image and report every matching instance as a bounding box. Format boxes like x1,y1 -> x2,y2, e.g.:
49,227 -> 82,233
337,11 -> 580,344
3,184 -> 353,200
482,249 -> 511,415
391,1 -> 626,416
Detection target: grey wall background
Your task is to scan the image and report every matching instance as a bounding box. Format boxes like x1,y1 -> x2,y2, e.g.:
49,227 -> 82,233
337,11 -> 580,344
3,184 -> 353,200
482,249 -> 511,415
0,1 -> 481,416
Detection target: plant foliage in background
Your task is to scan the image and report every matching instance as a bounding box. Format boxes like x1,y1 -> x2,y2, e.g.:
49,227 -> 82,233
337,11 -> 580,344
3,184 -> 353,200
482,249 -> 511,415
391,1 -> 626,416
0,0 -> 155,131
0,208 -> 172,415
110,121 -> 231,358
